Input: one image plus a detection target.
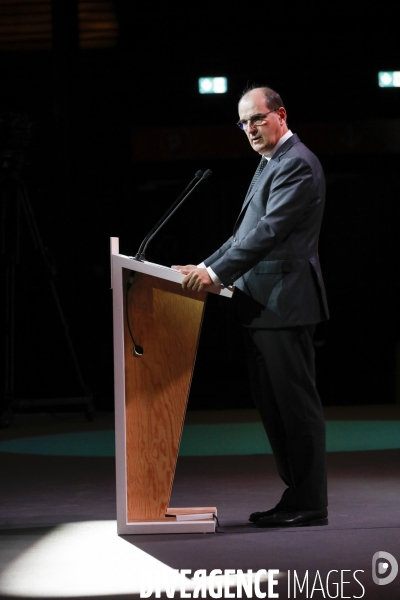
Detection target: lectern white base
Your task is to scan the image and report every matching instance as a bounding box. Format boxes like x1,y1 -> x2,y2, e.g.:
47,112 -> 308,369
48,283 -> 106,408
117,519 -> 216,535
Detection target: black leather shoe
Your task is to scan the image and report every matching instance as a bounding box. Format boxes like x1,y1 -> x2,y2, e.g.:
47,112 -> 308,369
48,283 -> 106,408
249,505 -> 283,523
255,508 -> 328,528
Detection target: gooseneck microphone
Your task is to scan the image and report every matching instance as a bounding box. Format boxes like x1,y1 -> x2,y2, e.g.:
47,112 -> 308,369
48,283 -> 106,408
128,168 -> 212,358
134,169 -> 212,261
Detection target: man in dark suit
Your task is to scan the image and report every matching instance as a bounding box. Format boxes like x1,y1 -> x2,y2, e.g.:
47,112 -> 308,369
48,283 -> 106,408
173,85 -> 329,527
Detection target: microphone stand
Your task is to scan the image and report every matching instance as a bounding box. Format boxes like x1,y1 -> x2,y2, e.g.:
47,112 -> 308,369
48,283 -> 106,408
127,169 -> 212,357
134,169 -> 211,262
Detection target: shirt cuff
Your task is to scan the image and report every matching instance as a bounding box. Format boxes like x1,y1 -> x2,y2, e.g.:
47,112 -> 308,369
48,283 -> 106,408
198,262 -> 222,286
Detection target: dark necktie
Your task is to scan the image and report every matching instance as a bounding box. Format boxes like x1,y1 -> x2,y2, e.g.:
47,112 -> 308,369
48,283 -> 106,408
248,157 -> 267,193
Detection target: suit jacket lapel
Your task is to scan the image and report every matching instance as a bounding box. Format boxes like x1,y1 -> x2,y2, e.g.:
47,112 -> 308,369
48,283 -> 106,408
233,134 -> 300,233
241,159 -> 271,209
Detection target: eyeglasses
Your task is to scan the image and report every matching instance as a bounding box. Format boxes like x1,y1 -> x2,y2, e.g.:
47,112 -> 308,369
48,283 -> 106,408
236,108 -> 279,131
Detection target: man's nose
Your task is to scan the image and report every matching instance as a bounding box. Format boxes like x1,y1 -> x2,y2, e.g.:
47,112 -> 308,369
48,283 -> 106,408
247,121 -> 258,134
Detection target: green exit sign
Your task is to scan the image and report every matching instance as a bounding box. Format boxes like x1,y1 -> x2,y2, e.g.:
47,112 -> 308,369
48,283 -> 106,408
378,72 -> 400,87
198,77 -> 228,94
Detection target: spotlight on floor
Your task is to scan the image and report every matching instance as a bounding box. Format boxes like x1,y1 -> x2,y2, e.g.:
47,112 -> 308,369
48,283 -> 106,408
378,71 -> 400,87
198,77 -> 228,94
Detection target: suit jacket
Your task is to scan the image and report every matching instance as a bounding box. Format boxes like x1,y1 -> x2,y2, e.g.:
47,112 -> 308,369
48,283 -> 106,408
204,134 -> 329,328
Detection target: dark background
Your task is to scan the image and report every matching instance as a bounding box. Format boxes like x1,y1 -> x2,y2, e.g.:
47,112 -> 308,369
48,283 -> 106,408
1,1 -> 399,415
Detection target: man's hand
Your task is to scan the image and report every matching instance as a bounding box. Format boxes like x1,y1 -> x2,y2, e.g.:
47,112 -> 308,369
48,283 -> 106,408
171,265 -> 213,291
171,264 -> 197,275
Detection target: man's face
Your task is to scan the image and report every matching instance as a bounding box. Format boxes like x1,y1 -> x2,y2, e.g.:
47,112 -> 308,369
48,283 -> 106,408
238,89 -> 288,155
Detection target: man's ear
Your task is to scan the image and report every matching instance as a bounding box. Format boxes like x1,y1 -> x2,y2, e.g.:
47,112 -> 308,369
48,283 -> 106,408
277,107 -> 287,124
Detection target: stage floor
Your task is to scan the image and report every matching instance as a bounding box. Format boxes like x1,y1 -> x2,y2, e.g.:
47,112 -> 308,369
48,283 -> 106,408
0,407 -> 399,599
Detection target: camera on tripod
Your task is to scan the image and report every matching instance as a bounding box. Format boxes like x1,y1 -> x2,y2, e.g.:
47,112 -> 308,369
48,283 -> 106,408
0,111 -> 93,427
0,111 -> 31,179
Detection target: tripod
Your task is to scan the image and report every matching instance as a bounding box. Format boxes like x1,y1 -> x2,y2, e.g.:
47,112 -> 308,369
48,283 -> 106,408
1,170 -> 94,426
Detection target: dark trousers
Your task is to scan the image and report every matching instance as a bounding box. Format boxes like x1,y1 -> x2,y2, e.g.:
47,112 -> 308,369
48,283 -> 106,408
245,325 -> 327,510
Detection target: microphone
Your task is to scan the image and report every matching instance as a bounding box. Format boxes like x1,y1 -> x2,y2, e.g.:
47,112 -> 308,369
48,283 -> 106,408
134,169 -> 212,261
134,170 -> 203,261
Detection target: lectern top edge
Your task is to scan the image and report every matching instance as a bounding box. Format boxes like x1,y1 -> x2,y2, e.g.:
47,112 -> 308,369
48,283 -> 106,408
110,237 -> 233,298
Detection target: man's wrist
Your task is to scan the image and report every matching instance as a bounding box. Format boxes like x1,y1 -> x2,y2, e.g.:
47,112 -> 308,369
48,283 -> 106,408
197,262 -> 221,286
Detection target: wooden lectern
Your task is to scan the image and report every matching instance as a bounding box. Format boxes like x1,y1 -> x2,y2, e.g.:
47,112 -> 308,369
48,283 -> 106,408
110,238 -> 233,534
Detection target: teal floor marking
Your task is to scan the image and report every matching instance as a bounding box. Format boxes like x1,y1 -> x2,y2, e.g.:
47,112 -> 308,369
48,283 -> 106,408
0,421 -> 399,457
180,423 -> 272,456
0,431 -> 115,458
